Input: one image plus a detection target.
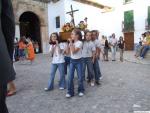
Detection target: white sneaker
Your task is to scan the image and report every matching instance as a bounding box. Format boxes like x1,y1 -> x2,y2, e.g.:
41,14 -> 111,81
91,82 -> 95,87
44,88 -> 49,91
66,94 -> 71,98
140,57 -> 144,60
59,87 -> 64,90
78,92 -> 84,97
99,76 -> 103,80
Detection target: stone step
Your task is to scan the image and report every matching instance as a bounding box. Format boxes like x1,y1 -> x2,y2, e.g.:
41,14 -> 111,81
145,50 -> 150,59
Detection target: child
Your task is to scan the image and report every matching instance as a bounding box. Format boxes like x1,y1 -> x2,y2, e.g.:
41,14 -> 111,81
45,32 -> 65,91
82,31 -> 96,86
118,36 -> 125,62
100,35 -> 106,61
26,39 -> 35,64
109,33 -> 117,61
104,36 -> 109,61
66,29 -> 84,98
18,37 -> 26,61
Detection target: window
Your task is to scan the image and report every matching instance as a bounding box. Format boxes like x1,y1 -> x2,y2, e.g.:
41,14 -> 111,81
124,10 -> 134,32
56,16 -> 60,28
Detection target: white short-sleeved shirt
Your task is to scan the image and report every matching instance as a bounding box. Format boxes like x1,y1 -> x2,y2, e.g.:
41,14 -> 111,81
70,40 -> 83,59
93,39 -> 101,48
82,41 -> 96,58
49,43 -> 65,64
110,38 -> 117,46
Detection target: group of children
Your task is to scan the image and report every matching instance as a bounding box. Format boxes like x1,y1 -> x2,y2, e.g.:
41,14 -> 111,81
45,29 -> 126,98
45,29 -> 102,98
17,37 -> 35,63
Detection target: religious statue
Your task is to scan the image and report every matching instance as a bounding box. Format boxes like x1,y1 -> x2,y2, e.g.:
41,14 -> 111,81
78,17 -> 88,31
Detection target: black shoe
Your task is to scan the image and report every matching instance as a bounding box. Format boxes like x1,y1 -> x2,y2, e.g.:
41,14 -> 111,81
95,81 -> 101,85
87,79 -> 91,83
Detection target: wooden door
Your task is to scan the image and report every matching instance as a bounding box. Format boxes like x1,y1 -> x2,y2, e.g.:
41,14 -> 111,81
124,32 -> 134,50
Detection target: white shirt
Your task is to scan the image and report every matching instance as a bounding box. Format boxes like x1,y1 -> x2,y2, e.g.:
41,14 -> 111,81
70,40 -> 83,59
49,43 -> 65,64
82,41 -> 96,58
93,39 -> 101,48
110,38 -> 117,46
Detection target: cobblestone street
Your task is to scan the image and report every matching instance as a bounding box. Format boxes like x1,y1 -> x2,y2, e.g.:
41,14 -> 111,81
7,52 -> 150,113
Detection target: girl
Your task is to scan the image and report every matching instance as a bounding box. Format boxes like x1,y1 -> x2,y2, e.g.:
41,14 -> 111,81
66,29 -> 84,98
110,33 -> 117,61
104,36 -> 109,61
82,31 -> 96,86
18,37 -> 26,61
45,32 -> 65,91
26,38 -> 35,64
118,36 -> 125,62
100,35 -> 106,61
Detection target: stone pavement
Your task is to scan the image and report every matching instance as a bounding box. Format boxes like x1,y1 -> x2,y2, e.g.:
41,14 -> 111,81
7,52 -> 150,113
124,51 -> 150,65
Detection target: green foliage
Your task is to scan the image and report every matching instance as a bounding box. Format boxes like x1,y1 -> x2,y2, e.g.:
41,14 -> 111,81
124,10 -> 134,32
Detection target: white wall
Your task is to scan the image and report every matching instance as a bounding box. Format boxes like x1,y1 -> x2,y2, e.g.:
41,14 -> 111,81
100,0 -> 150,43
48,0 -> 150,43
64,0 -> 103,31
48,0 -> 65,36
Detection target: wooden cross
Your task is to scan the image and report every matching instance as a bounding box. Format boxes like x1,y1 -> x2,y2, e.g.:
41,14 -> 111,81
66,5 -> 79,27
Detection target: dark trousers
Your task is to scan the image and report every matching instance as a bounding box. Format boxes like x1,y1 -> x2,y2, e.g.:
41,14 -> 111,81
0,83 -> 8,113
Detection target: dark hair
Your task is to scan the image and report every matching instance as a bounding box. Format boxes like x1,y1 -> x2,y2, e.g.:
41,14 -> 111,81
19,36 -> 26,43
83,30 -> 91,41
49,32 -> 60,45
119,36 -> 124,41
72,28 -> 82,41
91,30 -> 98,34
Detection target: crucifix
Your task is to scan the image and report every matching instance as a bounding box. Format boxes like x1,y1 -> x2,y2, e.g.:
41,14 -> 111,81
66,5 -> 79,27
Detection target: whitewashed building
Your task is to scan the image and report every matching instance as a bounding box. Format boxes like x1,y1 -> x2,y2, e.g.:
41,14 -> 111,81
48,0 -> 150,50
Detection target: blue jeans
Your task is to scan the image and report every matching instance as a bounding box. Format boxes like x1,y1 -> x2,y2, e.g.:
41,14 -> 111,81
111,46 -> 116,60
64,56 -> 70,75
141,45 -> 150,58
19,49 -> 25,58
93,58 -> 102,81
82,57 -> 94,81
67,58 -> 84,96
47,63 -> 65,90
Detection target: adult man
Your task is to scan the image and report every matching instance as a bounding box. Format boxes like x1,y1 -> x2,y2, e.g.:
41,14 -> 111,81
0,0 -> 16,112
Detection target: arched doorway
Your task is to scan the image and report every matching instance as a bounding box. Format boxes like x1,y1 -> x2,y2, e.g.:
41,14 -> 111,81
19,11 -> 42,53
